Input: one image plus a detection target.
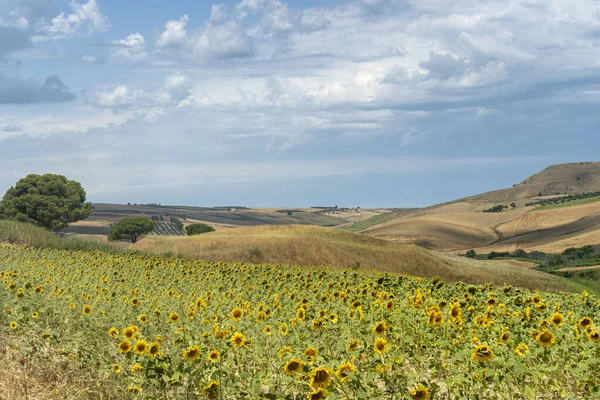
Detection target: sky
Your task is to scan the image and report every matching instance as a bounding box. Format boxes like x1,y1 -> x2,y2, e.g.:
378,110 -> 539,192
0,0 -> 599,208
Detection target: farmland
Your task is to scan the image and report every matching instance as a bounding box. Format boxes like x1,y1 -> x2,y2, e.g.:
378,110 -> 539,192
1,244 -> 599,399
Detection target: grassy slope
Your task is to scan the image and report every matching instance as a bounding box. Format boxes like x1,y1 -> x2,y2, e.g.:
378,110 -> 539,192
532,195 -> 600,211
0,220 -> 124,252
131,224 -> 571,292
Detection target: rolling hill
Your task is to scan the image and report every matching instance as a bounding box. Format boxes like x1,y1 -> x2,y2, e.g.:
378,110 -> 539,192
130,224 -> 571,292
362,162 -> 600,252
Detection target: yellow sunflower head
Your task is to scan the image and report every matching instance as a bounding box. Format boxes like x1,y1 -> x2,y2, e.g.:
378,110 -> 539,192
283,358 -> 304,375
536,330 -> 555,348
231,307 -> 243,321
374,338 -> 387,355
148,342 -> 160,358
472,344 -> 494,361
309,366 -> 333,388
118,340 -> 132,354
335,362 -> 356,382
134,340 -> 148,355
373,321 -> 388,335
183,345 -> 201,361
410,386 -> 431,400
230,332 -> 246,347
208,350 -> 220,363
307,388 -> 327,400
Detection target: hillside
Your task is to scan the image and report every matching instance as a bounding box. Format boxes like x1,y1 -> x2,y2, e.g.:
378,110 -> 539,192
130,224 -> 570,291
465,161 -> 600,204
362,162 -> 600,253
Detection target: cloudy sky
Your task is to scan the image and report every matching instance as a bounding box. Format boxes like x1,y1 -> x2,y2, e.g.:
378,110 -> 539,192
0,0 -> 599,207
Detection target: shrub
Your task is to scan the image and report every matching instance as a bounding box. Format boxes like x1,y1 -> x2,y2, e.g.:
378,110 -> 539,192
109,218 -> 154,243
185,223 -> 215,236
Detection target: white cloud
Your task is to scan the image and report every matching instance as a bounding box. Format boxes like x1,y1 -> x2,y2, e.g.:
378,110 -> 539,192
33,0 -> 109,41
111,33 -> 148,63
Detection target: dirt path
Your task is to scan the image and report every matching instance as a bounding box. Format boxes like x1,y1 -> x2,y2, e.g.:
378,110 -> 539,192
558,265 -> 600,272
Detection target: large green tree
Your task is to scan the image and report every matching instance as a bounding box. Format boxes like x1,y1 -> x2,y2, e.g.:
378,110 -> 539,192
108,217 -> 155,243
0,174 -> 92,230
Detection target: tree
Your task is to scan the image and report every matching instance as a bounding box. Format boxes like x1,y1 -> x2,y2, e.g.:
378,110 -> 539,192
0,174 -> 92,230
185,223 -> 215,236
510,202 -> 517,209
466,249 -> 476,258
108,217 -> 154,243
170,216 -> 183,230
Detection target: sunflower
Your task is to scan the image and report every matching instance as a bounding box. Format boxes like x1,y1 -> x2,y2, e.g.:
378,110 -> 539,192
329,314 -> 339,324
183,345 -> 201,361
309,366 -> 333,388
202,381 -> 220,400
304,346 -> 318,361
9,321 -> 17,330
264,325 -> 272,335
486,298 -> 497,306
551,312 -> 564,326
500,331 -> 510,343
118,340 -> 132,353
231,307 -> 243,321
138,314 -> 148,324
31,311 -> 38,319
284,359 -> 304,375
41,331 -> 51,340
588,330 -> 599,341
472,344 -> 494,361
515,343 -> 529,357
450,304 -> 461,319
386,300 -> 394,310
148,342 -> 160,357
279,323 -> 289,336
82,304 -> 92,316
335,362 -> 355,382
346,340 -> 360,352
127,386 -> 142,393
169,312 -> 180,323
536,330 -> 555,347
373,321 -> 388,335
131,363 -> 143,374
123,326 -> 137,340
108,327 -> 119,338
312,320 -> 326,330
297,308 -> 306,320
134,340 -> 148,355
113,364 -> 121,374
231,332 -> 246,347
410,386 -> 431,400
131,297 -> 140,306
208,350 -> 220,363
307,388 -> 327,400
374,338 -> 387,355
579,317 -> 593,328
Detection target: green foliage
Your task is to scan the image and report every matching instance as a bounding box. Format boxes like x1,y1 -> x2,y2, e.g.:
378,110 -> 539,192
109,217 -> 155,243
0,174 -> 92,231
185,223 -> 215,236
151,215 -> 159,222
0,220 -> 120,252
483,204 -> 508,213
169,216 -> 184,230
466,249 -> 476,258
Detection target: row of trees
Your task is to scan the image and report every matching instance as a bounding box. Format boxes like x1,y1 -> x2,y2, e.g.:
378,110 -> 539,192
0,174 -> 216,244
483,202 -> 517,213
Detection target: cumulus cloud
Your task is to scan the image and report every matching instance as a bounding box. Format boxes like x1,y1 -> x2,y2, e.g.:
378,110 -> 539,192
88,74 -> 193,108
155,14 -> 253,61
33,0 -> 109,41
81,54 -> 104,64
0,73 -> 75,104
111,33 -> 148,63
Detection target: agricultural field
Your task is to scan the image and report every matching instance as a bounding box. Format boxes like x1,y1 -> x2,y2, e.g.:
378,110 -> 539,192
149,222 -> 187,236
1,244 -> 599,399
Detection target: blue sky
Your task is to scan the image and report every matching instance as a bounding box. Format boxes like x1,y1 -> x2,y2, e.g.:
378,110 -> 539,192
0,0 -> 599,208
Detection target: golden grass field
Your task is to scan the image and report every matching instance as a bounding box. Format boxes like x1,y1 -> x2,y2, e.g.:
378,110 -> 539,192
130,225 -> 570,292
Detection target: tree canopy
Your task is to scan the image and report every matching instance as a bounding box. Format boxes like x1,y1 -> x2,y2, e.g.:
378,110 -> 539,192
185,223 -> 215,236
108,218 -> 155,243
0,174 -> 92,231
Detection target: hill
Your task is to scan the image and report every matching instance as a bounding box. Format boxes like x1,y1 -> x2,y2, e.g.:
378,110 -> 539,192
466,161 -> 600,204
130,224 -> 571,292
362,162 -> 600,253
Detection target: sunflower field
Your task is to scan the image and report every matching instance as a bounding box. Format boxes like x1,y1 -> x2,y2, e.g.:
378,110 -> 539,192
1,244 -> 599,399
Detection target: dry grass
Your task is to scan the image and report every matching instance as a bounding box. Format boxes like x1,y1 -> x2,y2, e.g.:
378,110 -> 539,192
0,334 -> 119,400
131,225 -> 569,291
